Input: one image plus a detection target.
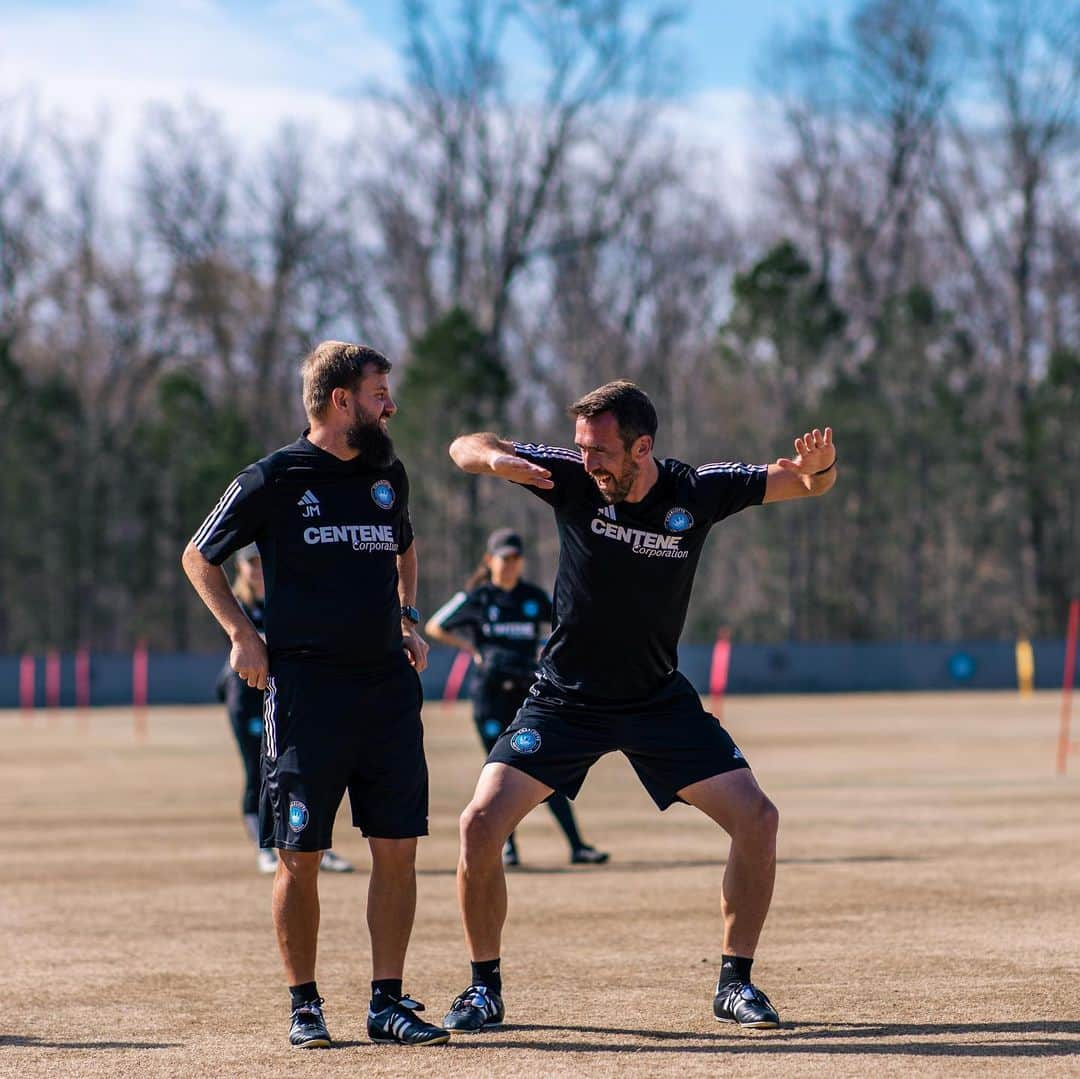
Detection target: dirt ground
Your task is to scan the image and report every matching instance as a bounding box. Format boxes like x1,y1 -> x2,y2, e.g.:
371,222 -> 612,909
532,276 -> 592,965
2,691 -> 1078,1078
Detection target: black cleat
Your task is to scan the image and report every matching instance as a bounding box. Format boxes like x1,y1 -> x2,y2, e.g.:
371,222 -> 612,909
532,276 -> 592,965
713,980 -> 780,1028
289,997 -> 332,1048
570,845 -> 610,865
502,840 -> 520,868
442,984 -> 505,1032
367,994 -> 451,1045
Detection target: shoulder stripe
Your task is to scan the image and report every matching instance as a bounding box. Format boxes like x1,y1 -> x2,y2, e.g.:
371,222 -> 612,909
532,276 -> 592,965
697,463 -> 766,476
429,591 -> 469,627
513,441 -> 583,463
192,480 -> 243,549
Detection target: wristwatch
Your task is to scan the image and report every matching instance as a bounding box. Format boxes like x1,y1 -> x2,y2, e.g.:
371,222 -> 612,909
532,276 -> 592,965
400,604 -> 421,625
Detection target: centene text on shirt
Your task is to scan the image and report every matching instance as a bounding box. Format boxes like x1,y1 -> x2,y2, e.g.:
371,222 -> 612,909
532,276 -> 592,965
304,523 -> 399,552
589,516 -> 690,559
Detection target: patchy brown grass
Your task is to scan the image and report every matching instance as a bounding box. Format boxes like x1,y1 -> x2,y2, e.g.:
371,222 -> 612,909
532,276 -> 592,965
2,691 -> 1079,1078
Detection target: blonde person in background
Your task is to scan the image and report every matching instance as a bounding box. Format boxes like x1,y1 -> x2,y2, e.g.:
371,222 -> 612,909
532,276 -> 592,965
215,543 -> 353,875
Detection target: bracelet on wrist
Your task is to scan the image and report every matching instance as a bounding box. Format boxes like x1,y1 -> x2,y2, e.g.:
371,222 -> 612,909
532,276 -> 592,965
813,458 -> 836,476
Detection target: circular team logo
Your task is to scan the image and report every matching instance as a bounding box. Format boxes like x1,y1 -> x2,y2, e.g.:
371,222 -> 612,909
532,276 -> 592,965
665,507 -> 694,533
371,480 -> 396,509
509,728 -> 542,755
522,599 -> 540,617
288,800 -> 310,833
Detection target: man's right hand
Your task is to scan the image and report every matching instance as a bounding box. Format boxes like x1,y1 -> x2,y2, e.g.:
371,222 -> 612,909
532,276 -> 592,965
489,453 -> 554,489
231,629 -> 269,691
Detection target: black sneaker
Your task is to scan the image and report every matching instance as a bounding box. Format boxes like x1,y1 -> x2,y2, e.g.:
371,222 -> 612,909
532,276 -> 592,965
367,994 -> 451,1045
289,997 -> 332,1048
502,840 -> 519,868
570,845 -> 610,865
712,980 -> 780,1028
442,984 -> 505,1032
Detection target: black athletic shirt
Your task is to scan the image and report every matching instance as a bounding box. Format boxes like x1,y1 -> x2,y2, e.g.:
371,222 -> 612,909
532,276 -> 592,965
192,434 -> 414,671
512,442 -> 767,700
431,580 -> 553,683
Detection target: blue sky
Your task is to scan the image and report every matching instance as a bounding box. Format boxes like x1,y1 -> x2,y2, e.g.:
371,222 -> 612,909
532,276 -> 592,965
0,0 -> 855,214
0,0 -> 855,104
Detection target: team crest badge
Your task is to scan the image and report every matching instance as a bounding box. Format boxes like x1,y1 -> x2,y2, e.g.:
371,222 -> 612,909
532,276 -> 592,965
371,480 -> 396,509
288,800 -> 310,833
523,599 -> 540,617
665,507 -> 694,533
510,728 -> 542,754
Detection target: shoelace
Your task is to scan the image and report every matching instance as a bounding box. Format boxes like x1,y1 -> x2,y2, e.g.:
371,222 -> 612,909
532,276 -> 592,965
719,981 -> 773,1010
293,997 -> 326,1019
451,985 -> 495,1012
374,994 -> 426,1016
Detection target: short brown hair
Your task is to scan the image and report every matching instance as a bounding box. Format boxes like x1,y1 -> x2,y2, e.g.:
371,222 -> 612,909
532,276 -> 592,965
301,341 -> 391,418
568,380 -> 658,449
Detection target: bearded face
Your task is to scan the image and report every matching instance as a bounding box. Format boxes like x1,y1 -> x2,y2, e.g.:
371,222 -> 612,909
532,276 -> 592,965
346,398 -> 396,468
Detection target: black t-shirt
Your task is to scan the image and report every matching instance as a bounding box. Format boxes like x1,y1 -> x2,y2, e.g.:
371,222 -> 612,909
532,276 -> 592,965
192,434 -> 414,671
512,441 -> 767,700
432,580 -> 553,683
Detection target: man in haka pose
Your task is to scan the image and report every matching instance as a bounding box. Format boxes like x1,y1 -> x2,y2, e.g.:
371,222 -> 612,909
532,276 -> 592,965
441,379 -> 837,1032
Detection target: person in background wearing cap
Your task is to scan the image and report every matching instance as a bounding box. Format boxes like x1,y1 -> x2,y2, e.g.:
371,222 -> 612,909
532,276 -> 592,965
216,543 -> 354,876
426,529 -> 609,868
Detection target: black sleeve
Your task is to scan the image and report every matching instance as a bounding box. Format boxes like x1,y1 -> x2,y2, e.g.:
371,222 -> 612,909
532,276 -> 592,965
430,590 -> 481,634
191,464 -> 269,565
398,466 -> 414,554
511,441 -> 592,508
694,462 -> 768,524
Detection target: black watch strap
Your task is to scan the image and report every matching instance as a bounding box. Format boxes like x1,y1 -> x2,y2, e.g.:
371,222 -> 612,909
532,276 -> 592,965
400,604 -> 421,625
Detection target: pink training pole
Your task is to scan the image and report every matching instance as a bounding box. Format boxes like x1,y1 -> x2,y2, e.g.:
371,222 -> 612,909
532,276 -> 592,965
19,653 -> 35,720
443,650 -> 474,702
133,640 -> 149,739
75,646 -> 91,729
75,647 -> 91,709
45,649 -> 61,714
1057,598 -> 1079,775
709,628 -> 732,722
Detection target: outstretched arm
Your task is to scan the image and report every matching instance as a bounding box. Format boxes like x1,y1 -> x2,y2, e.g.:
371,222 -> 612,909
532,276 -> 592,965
763,427 -> 838,504
449,432 -> 555,489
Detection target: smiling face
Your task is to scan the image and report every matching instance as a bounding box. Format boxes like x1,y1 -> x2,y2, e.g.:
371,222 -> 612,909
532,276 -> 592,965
575,412 -> 651,504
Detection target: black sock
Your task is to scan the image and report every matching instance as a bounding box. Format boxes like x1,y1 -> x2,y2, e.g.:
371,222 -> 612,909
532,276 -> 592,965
545,792 -> 585,851
470,958 -> 502,994
718,955 -> 753,988
289,981 -> 320,1009
371,978 -> 403,1006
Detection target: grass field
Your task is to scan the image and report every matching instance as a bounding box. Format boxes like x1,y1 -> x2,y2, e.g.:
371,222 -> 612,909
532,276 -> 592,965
2,691 -> 1079,1078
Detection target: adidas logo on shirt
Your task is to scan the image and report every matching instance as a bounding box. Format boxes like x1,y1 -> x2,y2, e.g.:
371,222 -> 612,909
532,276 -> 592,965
298,490 -> 321,518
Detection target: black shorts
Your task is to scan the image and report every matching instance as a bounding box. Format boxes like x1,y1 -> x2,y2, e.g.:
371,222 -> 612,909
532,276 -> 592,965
260,659 -> 429,850
486,671 -> 749,810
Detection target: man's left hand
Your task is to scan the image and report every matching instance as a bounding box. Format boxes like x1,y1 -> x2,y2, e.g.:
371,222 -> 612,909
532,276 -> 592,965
402,625 -> 430,672
776,427 -> 835,476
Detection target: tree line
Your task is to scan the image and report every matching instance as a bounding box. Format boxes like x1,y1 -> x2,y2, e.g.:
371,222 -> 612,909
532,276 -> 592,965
0,0 -> 1076,653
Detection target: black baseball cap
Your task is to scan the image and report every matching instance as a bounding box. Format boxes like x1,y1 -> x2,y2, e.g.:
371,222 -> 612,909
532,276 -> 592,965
486,528 -> 524,557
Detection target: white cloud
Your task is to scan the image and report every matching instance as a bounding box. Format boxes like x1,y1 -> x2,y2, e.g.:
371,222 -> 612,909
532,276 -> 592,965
0,0 -> 398,139
0,2 -> 771,222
